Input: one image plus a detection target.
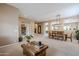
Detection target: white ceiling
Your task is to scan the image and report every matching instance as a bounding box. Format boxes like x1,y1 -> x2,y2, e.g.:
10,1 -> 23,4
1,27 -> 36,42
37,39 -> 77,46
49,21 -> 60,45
9,3 -> 79,22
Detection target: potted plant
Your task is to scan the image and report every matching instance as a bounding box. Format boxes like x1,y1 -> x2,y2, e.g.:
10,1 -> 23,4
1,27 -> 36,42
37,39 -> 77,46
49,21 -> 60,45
76,30 -> 79,43
18,36 -> 23,42
25,35 -> 33,42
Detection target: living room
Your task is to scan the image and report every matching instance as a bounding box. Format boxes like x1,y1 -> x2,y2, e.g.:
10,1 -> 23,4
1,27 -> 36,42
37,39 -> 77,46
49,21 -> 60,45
0,3 -> 79,56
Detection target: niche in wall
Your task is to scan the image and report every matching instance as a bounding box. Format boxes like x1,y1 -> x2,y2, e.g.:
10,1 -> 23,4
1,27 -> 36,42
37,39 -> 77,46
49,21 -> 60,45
34,23 -> 38,33
21,24 -> 26,35
38,25 -> 41,34
34,23 -> 41,34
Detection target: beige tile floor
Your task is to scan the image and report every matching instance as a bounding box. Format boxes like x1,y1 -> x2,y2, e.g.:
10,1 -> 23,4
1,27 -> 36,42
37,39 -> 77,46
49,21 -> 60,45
0,34 -> 79,56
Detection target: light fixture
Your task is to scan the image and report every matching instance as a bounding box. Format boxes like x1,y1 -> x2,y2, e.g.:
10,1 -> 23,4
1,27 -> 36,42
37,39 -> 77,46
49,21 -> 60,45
56,14 -> 61,24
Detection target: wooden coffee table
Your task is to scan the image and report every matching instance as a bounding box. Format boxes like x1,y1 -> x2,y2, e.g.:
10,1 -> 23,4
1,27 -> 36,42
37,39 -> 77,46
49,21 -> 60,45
21,41 -> 48,56
35,45 -> 48,56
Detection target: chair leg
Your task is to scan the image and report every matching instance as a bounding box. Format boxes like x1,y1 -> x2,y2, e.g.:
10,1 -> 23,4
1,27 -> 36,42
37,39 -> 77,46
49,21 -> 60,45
70,38 -> 72,42
64,37 -> 67,41
64,35 -> 67,41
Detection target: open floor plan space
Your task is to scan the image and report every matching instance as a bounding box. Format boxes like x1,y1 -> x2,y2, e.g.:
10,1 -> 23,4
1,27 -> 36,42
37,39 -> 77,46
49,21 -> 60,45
0,3 -> 79,56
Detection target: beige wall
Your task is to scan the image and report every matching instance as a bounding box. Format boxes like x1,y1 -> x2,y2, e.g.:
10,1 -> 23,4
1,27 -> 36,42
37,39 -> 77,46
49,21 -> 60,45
40,15 -> 79,37
41,23 -> 45,34
29,21 -> 35,35
19,17 -> 26,36
41,19 -> 64,35
42,15 -> 79,30
78,23 -> 79,30
0,4 -> 19,46
19,17 -> 35,36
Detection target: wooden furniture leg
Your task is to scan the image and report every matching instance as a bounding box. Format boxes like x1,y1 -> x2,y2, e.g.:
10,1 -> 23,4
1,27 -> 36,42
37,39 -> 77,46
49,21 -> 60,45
64,34 -> 67,41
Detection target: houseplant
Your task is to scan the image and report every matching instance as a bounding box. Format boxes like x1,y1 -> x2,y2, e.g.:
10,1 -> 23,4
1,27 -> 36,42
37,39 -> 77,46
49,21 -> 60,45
25,35 -> 33,42
75,30 -> 79,43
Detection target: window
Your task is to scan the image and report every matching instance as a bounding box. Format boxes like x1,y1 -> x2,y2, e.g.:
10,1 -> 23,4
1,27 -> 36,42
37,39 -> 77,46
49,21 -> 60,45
64,25 -> 71,31
64,23 -> 78,31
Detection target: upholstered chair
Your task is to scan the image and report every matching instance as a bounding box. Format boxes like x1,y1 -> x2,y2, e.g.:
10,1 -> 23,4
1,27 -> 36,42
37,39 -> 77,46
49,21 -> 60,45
21,44 -> 35,56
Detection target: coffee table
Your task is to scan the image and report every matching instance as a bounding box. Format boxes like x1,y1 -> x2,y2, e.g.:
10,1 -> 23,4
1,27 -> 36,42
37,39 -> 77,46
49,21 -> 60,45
21,41 -> 48,56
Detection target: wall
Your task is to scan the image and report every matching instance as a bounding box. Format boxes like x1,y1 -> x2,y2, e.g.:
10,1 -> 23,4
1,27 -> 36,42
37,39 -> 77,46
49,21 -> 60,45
42,19 -> 64,35
78,23 -> 79,30
42,15 -> 79,38
64,16 -> 79,32
34,22 -> 45,34
0,4 -> 19,46
41,23 -> 45,34
42,15 -> 79,31
19,17 -> 35,36
34,23 -> 38,34
29,21 -> 35,35
19,17 -> 26,36
64,15 -> 79,23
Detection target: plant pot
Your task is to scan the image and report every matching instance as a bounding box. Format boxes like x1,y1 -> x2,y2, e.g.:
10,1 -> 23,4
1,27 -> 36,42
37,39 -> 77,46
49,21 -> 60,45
27,40 -> 30,43
77,40 -> 79,43
77,37 -> 79,43
18,36 -> 23,42
76,36 -> 79,40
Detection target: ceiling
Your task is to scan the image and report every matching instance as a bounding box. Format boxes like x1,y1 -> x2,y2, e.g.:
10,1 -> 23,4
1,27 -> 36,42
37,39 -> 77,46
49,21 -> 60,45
9,3 -> 79,22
